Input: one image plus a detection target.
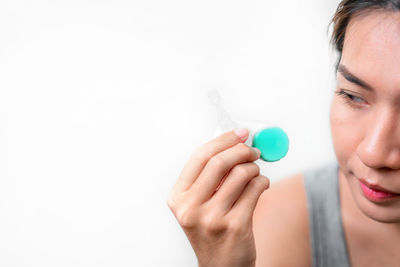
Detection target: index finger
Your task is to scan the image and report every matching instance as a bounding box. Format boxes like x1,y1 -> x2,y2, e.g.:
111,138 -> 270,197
173,128 -> 249,193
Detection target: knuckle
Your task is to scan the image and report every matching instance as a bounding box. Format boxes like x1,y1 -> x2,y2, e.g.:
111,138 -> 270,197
190,147 -> 208,164
236,142 -> 248,151
232,164 -> 250,178
201,214 -> 226,233
166,196 -> 175,211
264,176 -> 271,188
240,143 -> 254,158
253,175 -> 269,188
176,206 -> 197,229
227,219 -> 245,234
166,188 -> 177,206
209,155 -> 225,169
252,163 -> 261,174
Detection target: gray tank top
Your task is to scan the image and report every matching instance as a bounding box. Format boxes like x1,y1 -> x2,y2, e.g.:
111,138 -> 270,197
303,162 -> 351,267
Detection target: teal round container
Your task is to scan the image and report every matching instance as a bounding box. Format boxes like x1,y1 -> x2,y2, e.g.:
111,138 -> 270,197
251,127 -> 289,162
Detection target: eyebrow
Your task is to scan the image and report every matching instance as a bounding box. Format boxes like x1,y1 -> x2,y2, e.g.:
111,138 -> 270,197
338,64 -> 374,92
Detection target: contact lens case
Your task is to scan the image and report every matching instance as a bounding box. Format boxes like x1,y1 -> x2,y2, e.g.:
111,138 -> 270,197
208,89 -> 289,162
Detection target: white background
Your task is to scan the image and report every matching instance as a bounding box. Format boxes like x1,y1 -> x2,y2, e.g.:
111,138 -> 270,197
0,0 -> 340,266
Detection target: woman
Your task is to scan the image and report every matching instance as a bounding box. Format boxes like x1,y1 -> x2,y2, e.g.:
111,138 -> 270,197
167,0 -> 400,266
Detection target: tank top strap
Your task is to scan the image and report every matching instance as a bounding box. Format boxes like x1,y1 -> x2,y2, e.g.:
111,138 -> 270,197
303,161 -> 351,267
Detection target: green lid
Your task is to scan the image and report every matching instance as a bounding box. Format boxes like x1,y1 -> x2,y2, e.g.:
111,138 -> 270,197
252,127 -> 289,162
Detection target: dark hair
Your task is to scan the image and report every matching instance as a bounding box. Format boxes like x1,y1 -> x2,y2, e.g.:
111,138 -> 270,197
329,0 -> 400,71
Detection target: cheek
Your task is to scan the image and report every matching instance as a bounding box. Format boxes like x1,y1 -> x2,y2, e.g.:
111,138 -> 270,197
330,99 -> 361,165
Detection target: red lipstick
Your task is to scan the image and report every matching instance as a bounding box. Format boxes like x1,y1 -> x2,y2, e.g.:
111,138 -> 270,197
359,179 -> 400,202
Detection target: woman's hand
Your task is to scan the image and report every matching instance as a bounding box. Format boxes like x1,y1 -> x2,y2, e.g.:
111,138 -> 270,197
167,129 -> 270,267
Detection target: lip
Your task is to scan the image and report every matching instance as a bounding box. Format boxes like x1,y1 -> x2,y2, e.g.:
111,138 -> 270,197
359,179 -> 399,194
359,179 -> 400,202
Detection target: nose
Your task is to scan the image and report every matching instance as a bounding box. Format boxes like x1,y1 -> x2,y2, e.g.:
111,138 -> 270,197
356,108 -> 400,170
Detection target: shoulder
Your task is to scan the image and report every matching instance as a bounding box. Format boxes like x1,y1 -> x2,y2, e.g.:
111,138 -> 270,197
253,172 -> 311,267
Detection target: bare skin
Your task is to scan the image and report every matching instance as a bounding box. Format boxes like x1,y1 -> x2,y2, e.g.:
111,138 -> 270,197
167,129 -> 269,267
256,10 -> 400,266
168,10 -> 400,267
331,11 -> 400,266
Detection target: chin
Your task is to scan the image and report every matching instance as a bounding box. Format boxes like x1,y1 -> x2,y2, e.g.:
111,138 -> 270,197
356,201 -> 400,224
348,177 -> 400,224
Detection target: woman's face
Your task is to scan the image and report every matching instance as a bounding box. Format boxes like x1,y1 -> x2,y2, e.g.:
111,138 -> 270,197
330,11 -> 400,223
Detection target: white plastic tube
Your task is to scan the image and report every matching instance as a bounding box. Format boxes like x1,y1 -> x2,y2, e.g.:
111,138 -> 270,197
208,89 -> 269,146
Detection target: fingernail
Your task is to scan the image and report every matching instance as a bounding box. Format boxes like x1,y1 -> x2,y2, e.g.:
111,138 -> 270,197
234,128 -> 248,141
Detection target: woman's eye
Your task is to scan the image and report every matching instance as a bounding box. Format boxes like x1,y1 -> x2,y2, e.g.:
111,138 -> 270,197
335,89 -> 366,108
347,93 -> 364,103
